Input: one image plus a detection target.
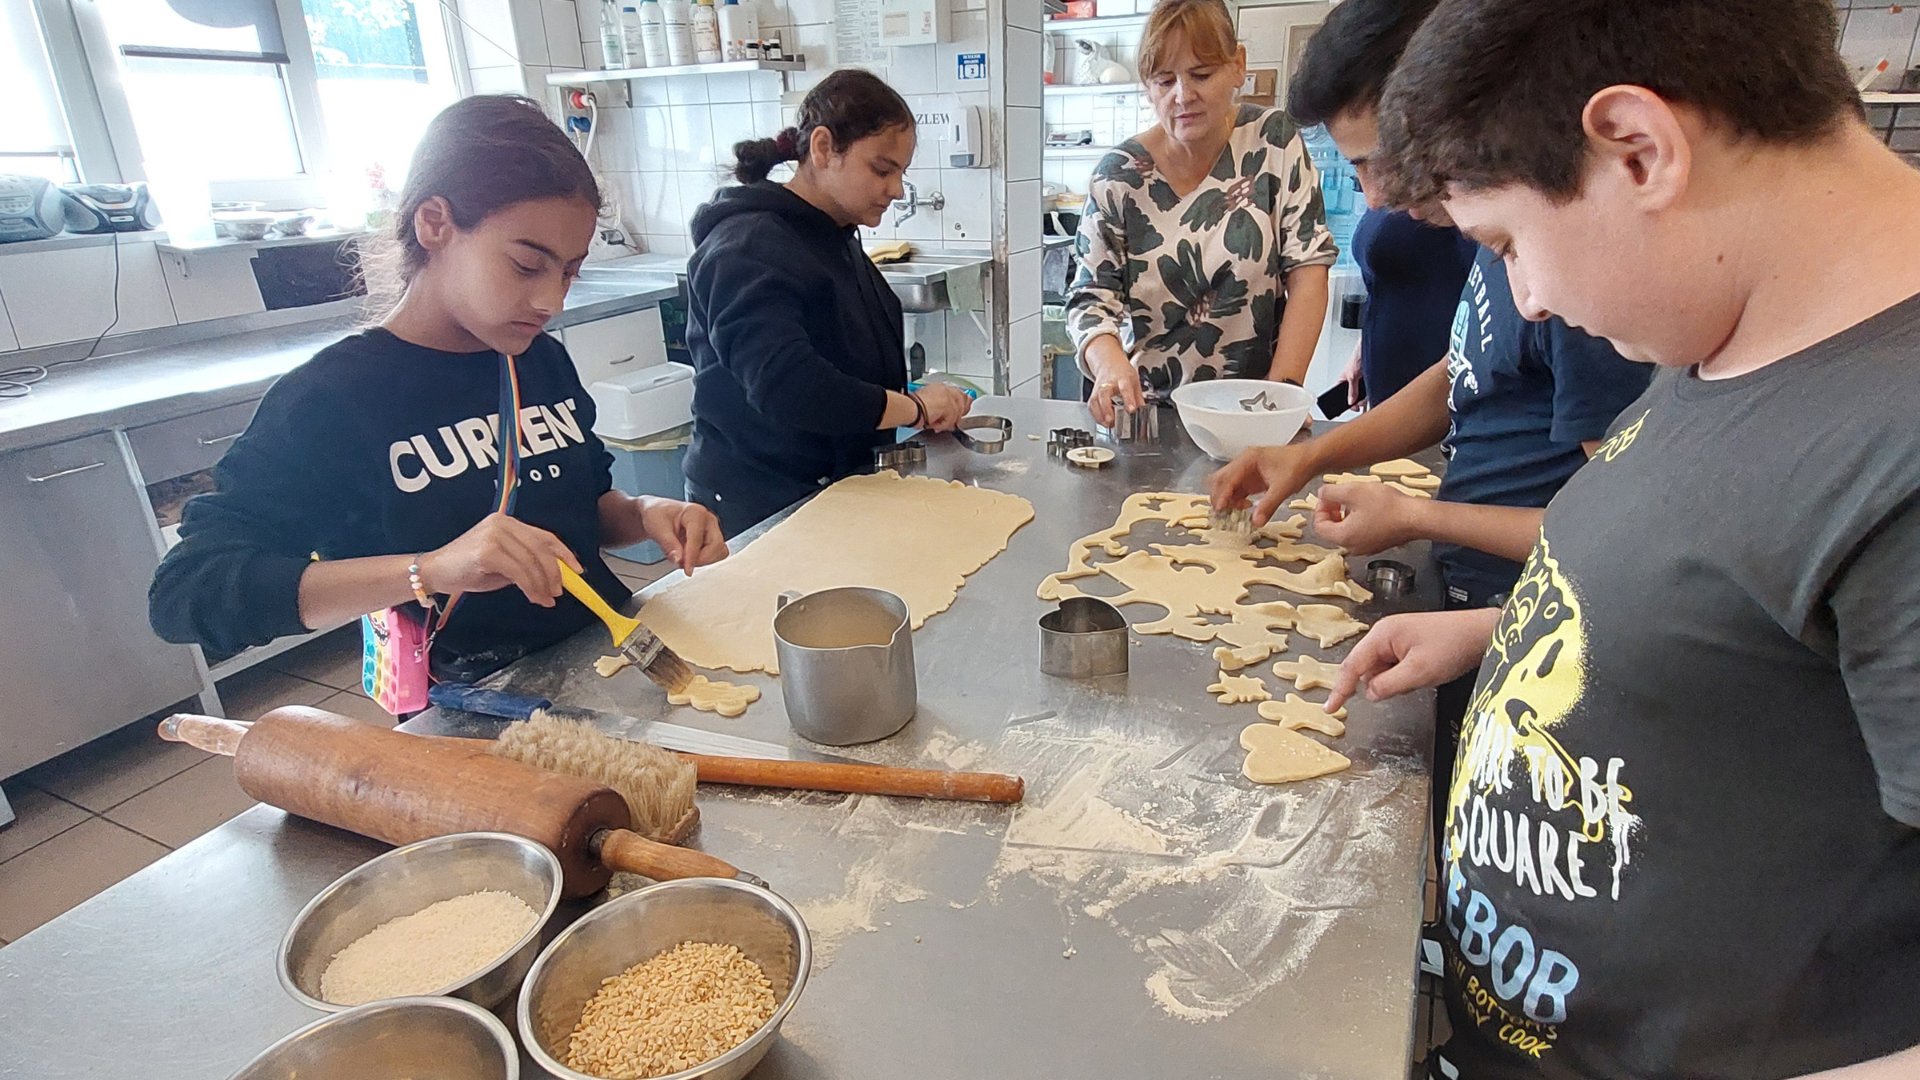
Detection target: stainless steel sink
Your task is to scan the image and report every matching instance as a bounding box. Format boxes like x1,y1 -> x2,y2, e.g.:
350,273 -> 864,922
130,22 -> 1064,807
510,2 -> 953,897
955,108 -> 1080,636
880,254 -> 989,313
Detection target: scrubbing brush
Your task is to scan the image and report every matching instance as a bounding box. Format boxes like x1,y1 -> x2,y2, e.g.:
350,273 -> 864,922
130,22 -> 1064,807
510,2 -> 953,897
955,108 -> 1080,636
493,714 -> 699,841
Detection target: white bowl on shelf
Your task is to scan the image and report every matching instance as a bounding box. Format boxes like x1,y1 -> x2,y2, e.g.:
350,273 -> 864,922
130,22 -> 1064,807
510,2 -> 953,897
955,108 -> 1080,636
1170,379 -> 1313,462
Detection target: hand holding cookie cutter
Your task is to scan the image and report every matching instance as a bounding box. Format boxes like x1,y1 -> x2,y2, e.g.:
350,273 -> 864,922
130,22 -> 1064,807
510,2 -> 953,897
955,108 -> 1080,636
954,414 -> 1014,454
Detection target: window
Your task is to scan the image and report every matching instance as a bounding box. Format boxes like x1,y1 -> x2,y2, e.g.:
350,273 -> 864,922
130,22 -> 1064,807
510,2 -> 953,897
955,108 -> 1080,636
302,0 -> 459,187
1,2 -> 80,182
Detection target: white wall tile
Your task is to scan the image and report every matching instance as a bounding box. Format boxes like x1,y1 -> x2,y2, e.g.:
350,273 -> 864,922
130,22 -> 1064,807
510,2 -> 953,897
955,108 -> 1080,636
511,0 -> 551,64
938,10 -> 992,93
602,169 -> 646,231
669,104 -> 716,169
757,0 -> 792,30
890,44 -> 940,95
0,242 -> 177,348
1840,4 -> 1920,86
787,0 -> 836,24
631,74 -> 672,106
636,170 -> 683,231
893,200 -> 944,241
790,23 -> 834,67
591,105 -> 638,170
1237,3 -> 1332,67
633,106 -> 675,169
573,0 -> 603,47
1008,0 -> 1041,31
461,0 -> 523,66
1007,27 -> 1043,107
751,100 -> 782,136
709,102 -> 758,164
1005,246 -> 1042,322
470,62 -> 528,93
544,0 -> 586,67
159,249 -> 266,324
667,74 -> 712,105
677,172 -> 723,226
708,71 -> 755,102
939,166 -> 992,240
748,70 -> 784,101
1005,105 -> 1042,181
1008,313 -> 1043,387
1006,178 -> 1042,252
645,233 -> 692,255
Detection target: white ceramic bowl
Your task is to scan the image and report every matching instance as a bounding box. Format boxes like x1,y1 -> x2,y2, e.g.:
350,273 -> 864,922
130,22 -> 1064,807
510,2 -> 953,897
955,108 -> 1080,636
1170,379 -> 1313,461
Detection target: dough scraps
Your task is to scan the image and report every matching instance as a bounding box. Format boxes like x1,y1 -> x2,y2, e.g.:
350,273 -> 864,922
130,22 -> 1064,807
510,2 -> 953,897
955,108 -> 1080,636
1267,553 -> 1374,603
1322,472 -> 1383,486
593,654 -> 632,678
1273,655 -> 1342,692
1256,693 -> 1348,737
1207,672 -> 1272,704
638,471 -> 1034,674
1288,492 -> 1318,512
1386,481 -> 1434,500
1397,472 -> 1442,490
1294,604 -> 1368,648
1367,459 -> 1430,479
1240,723 -> 1351,784
666,675 -> 762,718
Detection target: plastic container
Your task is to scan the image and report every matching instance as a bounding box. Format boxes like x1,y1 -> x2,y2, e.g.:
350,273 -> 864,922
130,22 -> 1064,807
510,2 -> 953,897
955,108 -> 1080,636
638,0 -> 669,67
662,0 -> 696,65
598,0 -> 626,68
716,0 -> 757,61
692,0 -> 722,63
620,5 -> 648,67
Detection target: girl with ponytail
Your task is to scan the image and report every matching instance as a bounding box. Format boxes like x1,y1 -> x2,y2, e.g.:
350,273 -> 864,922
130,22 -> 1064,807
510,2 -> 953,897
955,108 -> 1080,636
680,69 -> 975,537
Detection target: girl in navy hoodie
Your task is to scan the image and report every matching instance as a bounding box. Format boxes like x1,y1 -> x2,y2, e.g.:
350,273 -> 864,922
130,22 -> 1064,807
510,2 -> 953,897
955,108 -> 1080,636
150,95 -> 727,680
683,69 -> 975,536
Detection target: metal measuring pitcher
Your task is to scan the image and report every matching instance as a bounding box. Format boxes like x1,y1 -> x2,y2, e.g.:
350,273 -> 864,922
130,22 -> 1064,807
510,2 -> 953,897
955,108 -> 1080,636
773,587 -> 917,745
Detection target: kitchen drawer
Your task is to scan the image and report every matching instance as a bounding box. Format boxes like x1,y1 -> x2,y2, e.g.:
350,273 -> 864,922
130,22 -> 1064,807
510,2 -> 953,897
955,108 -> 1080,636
127,398 -> 262,483
561,307 -> 668,388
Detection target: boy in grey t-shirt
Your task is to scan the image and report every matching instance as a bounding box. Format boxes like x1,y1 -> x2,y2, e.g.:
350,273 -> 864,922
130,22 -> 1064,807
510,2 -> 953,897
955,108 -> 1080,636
1325,0 -> 1920,1077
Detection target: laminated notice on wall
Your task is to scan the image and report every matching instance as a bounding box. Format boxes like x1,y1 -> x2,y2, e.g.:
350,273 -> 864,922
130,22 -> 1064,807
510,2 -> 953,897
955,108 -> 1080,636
835,0 -> 886,63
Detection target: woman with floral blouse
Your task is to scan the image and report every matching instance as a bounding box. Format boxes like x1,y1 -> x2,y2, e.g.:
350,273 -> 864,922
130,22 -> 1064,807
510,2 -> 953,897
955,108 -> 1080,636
1069,0 -> 1337,426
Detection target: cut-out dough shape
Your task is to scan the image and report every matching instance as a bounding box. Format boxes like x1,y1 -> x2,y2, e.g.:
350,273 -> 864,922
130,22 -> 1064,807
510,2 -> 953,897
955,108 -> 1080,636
1289,493 -> 1318,512
1294,604 -> 1368,648
1386,481 -> 1434,500
1256,693 -> 1348,737
1214,642 -> 1283,672
1368,459 -> 1431,479
1208,672 -> 1272,704
1244,539 -> 1342,567
640,471 -> 1033,674
1273,655 -> 1342,692
1322,472 -> 1384,485
1267,554 -> 1373,603
1240,723 -> 1351,784
1397,472 -> 1442,490
666,675 -> 762,718
594,654 -> 632,678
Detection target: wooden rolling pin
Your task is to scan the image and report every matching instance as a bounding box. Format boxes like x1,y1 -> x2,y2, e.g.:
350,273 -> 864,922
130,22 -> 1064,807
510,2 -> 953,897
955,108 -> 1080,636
159,705 -> 757,898
684,754 -> 1025,803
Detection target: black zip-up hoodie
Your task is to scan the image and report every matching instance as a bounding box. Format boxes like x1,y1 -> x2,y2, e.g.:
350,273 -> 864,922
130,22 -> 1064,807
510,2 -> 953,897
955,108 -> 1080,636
683,182 -> 905,533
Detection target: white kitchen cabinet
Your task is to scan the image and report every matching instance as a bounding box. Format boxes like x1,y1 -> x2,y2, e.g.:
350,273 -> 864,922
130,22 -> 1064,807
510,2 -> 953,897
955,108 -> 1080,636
0,241 -> 178,348
558,306 -> 669,387
0,433 -> 202,780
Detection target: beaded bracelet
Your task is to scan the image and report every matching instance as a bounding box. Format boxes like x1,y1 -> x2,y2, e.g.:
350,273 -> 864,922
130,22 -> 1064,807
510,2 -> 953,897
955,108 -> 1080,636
407,557 -> 432,606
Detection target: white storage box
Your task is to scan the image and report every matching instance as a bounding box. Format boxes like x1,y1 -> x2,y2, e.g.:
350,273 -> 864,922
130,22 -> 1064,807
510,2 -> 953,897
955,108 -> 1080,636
589,362 -> 696,441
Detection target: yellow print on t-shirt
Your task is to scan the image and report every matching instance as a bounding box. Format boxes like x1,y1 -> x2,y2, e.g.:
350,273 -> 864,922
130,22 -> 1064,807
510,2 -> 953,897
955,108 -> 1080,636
1592,409 -> 1648,464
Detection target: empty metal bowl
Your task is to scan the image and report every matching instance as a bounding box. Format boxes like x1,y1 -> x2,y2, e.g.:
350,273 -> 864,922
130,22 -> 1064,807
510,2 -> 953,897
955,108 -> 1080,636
279,831 -> 563,1013
519,878 -> 812,1080
225,996 -> 517,1080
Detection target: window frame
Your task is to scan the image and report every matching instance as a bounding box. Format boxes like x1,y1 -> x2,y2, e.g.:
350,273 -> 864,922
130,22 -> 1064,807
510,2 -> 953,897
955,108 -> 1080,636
32,0 -> 471,207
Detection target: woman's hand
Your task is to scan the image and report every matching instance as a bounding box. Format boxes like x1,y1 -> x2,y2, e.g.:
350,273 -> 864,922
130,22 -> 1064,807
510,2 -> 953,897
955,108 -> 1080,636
1085,336 -> 1144,427
639,498 -> 729,576
1326,609 -> 1501,711
1207,443 -> 1318,527
418,512 -> 581,606
1312,483 -> 1424,556
1340,342 -> 1366,414
914,384 -> 974,432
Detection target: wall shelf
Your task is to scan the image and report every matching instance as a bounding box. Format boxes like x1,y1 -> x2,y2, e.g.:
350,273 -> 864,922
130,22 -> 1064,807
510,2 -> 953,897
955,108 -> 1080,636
1044,145 -> 1116,158
1044,82 -> 1139,96
546,58 -> 805,87
1046,12 -> 1151,32
1862,91 -> 1920,105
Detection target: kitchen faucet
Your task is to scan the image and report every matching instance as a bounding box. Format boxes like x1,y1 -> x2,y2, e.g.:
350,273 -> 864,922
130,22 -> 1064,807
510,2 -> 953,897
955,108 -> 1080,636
893,179 -> 946,225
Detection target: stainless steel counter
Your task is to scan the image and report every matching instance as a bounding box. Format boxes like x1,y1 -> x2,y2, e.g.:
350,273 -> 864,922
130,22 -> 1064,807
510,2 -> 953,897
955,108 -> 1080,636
0,269 -> 679,454
0,399 -> 1437,1080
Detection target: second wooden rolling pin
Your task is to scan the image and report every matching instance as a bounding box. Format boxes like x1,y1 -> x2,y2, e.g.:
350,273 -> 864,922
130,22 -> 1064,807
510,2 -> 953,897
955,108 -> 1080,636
159,705 -> 757,898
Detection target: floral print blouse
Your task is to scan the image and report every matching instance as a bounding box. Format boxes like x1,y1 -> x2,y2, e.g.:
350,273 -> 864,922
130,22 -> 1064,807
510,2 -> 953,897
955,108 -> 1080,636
1067,105 -> 1337,392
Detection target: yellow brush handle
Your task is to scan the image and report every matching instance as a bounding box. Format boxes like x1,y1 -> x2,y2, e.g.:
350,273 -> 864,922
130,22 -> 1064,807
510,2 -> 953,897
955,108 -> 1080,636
557,560 -> 643,647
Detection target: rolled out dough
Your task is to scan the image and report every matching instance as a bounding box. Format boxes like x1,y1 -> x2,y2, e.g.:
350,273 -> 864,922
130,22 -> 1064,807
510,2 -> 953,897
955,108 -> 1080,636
637,472 -> 1034,674
666,675 -> 762,718
1240,723 -> 1351,784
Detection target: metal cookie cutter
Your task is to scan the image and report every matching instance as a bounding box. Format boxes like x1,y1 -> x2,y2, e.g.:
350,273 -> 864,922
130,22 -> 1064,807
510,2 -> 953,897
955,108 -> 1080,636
954,414 -> 1013,454
1039,596 -> 1129,678
874,437 -> 928,470
1100,399 -> 1161,441
1366,559 -> 1417,600
1047,427 -> 1094,458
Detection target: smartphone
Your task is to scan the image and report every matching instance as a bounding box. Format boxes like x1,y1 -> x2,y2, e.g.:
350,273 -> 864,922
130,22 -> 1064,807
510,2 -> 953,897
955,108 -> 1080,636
1317,378 -> 1362,419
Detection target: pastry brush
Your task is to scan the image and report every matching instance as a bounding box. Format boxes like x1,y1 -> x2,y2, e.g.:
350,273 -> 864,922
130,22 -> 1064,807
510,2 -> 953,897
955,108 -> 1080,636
556,560 -> 693,693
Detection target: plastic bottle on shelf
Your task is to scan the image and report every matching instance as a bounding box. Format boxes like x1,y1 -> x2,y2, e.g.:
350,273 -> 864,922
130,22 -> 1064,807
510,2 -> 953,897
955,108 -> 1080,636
716,0 -> 758,61
692,0 -> 723,63
619,5 -> 648,67
637,0 -> 670,67
662,0 -> 696,66
599,0 -> 627,68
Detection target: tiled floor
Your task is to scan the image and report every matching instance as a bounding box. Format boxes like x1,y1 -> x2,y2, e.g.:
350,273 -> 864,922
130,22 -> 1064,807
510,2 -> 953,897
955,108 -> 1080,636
0,554 -> 674,947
